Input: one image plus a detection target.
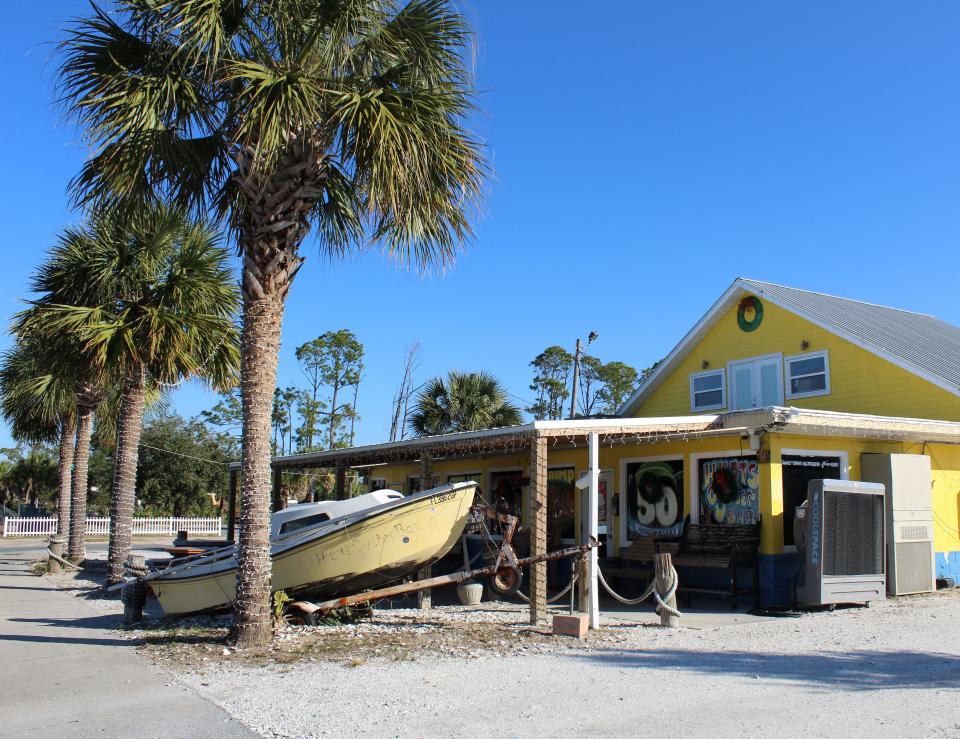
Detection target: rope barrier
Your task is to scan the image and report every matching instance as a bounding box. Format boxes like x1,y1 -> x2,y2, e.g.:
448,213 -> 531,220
596,563 -> 682,619
515,558 -> 581,605
45,547 -> 83,571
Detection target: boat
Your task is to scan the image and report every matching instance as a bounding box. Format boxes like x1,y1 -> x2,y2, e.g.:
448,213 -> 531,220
144,481 -> 477,616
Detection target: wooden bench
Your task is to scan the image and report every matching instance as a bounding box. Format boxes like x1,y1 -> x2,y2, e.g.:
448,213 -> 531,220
603,537 -> 680,592
673,519 -> 761,610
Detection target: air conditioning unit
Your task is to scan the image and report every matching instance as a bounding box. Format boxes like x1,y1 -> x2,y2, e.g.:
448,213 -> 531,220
861,453 -> 936,595
794,479 -> 886,606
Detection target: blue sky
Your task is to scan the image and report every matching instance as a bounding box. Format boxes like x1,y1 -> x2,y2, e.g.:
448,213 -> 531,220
1,2 -> 959,448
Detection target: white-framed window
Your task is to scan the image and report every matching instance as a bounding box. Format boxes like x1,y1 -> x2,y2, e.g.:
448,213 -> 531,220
785,350 -> 830,399
689,369 -> 726,411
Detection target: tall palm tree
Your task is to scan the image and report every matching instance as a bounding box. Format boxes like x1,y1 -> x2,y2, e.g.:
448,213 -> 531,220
21,206 -> 240,584
409,371 -> 522,436
58,1 -> 486,646
0,339 -> 77,539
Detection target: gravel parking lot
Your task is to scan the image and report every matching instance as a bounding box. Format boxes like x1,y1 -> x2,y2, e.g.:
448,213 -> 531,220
154,590 -> 960,738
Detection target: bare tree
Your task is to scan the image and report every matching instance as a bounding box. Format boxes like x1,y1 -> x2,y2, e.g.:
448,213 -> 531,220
390,342 -> 423,442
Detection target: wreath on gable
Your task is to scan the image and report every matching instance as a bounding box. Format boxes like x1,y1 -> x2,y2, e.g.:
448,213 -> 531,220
712,468 -> 739,505
737,295 -> 763,332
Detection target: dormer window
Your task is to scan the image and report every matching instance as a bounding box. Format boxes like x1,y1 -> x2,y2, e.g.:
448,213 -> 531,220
785,350 -> 831,399
690,369 -> 726,411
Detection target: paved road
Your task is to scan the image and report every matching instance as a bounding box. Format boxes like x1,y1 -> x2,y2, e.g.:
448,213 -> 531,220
0,543 -> 253,738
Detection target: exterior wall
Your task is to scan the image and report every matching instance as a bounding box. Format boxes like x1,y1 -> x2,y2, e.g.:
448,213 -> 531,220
635,298 -> 960,421
366,430 -> 960,603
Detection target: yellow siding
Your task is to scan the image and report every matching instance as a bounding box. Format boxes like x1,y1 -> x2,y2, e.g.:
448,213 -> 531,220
367,433 -> 960,559
636,298 -> 960,421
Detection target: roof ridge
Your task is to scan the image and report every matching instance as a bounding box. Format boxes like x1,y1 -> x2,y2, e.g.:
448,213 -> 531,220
737,277 -> 936,319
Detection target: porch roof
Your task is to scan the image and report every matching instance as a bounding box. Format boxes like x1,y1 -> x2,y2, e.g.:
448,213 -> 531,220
227,415 -> 724,471
226,406 -> 960,472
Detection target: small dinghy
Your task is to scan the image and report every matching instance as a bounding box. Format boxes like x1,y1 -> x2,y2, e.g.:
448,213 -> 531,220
144,481 -> 477,616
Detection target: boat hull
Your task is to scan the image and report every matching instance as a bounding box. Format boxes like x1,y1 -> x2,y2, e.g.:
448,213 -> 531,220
149,483 -> 476,616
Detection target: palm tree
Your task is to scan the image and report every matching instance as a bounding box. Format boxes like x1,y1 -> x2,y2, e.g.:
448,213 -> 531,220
58,1 -> 486,646
0,339 -> 77,540
409,371 -> 522,436
21,206 -> 240,584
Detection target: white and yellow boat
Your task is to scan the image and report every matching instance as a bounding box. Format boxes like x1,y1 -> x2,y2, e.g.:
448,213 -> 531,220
146,481 -> 477,616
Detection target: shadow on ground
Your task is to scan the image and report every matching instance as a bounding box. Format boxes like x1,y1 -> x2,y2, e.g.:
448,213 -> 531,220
567,647 -> 960,690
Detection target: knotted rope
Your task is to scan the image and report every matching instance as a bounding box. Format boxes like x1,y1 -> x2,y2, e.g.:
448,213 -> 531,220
596,562 -> 682,619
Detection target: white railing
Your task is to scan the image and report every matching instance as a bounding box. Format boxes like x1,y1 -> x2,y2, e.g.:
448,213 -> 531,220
2,516 -> 222,538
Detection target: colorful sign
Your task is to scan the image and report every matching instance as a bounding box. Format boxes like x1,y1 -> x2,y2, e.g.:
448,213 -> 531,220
625,459 -> 684,537
699,456 -> 760,524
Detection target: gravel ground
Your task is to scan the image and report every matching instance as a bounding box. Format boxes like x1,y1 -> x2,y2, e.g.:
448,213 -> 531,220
148,590 -> 960,738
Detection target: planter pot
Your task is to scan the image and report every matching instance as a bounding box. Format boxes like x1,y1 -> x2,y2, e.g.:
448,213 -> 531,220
457,581 -> 484,605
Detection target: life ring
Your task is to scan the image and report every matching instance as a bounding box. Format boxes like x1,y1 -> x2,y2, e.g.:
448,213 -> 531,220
737,296 -> 763,332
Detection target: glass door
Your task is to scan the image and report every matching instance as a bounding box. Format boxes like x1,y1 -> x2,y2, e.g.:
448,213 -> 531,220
728,355 -> 783,410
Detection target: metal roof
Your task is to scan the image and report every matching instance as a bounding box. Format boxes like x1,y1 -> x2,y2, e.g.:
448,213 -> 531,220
620,278 -> 960,414
738,279 -> 960,392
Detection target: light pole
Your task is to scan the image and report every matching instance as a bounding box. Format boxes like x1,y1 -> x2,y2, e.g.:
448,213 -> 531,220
569,331 -> 598,419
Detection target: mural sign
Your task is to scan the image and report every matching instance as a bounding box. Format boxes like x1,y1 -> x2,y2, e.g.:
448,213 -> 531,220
699,456 -> 760,524
625,460 -> 684,538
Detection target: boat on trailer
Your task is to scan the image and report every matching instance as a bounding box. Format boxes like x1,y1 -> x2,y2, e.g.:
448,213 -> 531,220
145,481 -> 477,616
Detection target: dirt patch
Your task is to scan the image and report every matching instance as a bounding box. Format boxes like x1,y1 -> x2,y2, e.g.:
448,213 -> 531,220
131,604 -> 662,668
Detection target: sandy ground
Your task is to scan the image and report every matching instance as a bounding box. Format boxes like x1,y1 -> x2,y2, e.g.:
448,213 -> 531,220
159,592 -> 960,738
11,537 -> 960,738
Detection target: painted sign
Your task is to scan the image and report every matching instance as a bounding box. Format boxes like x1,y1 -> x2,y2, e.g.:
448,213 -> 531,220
625,460 -> 684,537
699,456 -> 760,524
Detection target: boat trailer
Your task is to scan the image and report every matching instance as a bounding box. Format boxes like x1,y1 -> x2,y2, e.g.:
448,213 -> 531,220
288,503 -> 599,620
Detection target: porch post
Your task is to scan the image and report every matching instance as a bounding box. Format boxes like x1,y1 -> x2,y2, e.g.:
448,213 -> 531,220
417,452 -> 434,609
335,461 -> 347,501
528,435 -> 548,624
227,468 -> 238,543
271,467 -> 283,512
586,432 -> 600,628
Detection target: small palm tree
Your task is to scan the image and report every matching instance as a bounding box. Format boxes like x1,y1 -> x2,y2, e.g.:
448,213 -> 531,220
409,371 -> 522,436
22,206 -> 240,584
59,1 -> 486,646
0,338 -> 77,540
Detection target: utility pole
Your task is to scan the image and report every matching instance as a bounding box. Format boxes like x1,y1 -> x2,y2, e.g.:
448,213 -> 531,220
569,331 -> 598,419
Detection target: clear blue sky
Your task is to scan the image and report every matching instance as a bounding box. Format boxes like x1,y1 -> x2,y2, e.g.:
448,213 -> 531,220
2,2 -> 959,448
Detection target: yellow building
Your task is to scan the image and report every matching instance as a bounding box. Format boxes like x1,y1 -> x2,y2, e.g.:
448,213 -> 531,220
240,279 -> 960,608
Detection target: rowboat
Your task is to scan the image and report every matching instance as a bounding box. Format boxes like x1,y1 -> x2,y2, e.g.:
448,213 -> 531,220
145,481 -> 477,616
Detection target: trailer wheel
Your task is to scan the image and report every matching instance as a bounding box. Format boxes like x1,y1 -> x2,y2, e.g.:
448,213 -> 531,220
488,564 -> 522,598
285,604 -> 320,626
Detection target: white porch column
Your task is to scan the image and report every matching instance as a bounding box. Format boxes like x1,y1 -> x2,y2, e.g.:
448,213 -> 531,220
587,431 -> 600,629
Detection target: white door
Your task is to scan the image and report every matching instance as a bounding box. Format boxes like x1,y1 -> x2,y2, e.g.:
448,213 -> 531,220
728,355 -> 783,410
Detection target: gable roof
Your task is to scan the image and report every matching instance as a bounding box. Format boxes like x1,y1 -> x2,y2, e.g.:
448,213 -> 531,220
619,278 -> 960,415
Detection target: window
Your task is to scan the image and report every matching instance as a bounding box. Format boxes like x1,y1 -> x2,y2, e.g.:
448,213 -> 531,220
369,477 -> 387,492
781,454 -> 844,546
785,351 -> 830,399
690,369 -> 726,411
728,354 -> 783,410
279,511 -> 330,535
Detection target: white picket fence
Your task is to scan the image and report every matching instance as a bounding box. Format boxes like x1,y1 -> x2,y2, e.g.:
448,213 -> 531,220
2,516 -> 221,538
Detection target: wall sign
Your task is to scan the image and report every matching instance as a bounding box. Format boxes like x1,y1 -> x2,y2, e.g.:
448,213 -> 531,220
699,456 -> 760,524
626,460 -> 684,537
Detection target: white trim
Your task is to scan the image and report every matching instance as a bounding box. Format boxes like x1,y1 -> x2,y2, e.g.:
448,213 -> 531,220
779,447 -> 849,552
689,449 -> 758,525
618,281 -> 746,415
369,476 -> 388,491
689,368 -> 727,412
727,352 -> 784,410
784,349 -> 831,400
618,454 -> 685,545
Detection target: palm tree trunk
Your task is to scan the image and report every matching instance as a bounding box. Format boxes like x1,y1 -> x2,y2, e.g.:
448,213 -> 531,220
230,291 -> 285,647
57,415 -> 76,540
106,363 -> 147,585
68,403 -> 95,562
